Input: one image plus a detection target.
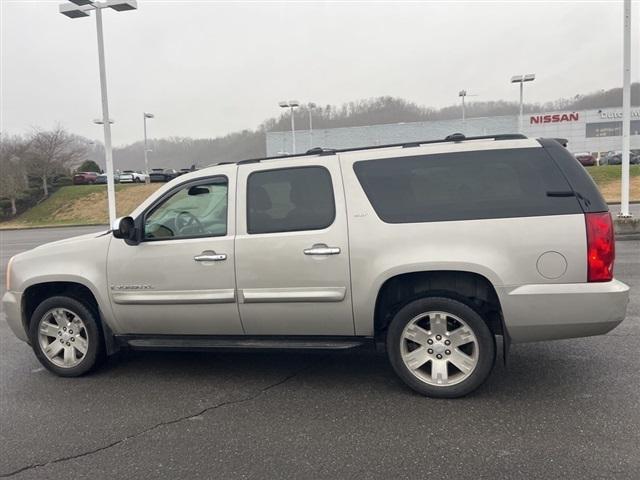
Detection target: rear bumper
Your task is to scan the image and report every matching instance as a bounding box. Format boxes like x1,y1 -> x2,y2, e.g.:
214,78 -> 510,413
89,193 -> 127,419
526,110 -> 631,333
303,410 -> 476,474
2,291 -> 28,343
498,279 -> 629,343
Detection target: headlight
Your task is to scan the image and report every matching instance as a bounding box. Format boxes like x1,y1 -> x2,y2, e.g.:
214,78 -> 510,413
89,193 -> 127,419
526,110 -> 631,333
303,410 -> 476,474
5,255 -> 14,291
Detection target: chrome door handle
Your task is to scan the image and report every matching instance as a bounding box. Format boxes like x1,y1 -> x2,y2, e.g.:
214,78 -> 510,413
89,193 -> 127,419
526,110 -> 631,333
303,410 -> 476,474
194,250 -> 227,262
304,244 -> 341,256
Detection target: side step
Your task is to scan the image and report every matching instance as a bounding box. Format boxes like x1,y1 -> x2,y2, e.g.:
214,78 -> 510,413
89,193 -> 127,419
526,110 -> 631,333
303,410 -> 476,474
116,335 -> 370,352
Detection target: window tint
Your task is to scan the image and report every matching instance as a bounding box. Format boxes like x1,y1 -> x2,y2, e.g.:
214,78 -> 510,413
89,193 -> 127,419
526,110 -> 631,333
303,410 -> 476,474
247,166 -> 335,234
144,179 -> 228,239
353,148 -> 582,223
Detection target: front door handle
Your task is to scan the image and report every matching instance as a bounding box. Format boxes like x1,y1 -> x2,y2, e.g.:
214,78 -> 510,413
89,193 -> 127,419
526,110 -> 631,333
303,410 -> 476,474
194,250 -> 227,262
304,244 -> 341,256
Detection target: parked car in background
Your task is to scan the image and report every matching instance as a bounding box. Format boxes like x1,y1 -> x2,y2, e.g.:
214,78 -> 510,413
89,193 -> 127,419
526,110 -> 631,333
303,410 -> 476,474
72,172 -> 98,185
600,151 -> 621,165
149,168 -> 180,182
119,170 -> 149,183
178,168 -> 194,176
607,153 -> 640,165
573,152 -> 596,167
94,173 -> 120,184
3,133 -> 628,398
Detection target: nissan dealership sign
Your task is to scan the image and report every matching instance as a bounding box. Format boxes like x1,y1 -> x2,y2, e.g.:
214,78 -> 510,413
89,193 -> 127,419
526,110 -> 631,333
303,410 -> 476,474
530,112 -> 579,125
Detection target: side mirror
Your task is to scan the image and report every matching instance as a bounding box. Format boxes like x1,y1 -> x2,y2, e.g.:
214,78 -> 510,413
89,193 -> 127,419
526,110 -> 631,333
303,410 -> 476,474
112,216 -> 137,243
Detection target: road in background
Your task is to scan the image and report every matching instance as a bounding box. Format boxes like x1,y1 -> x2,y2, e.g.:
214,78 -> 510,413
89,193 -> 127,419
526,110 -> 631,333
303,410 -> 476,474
0,226 -> 638,479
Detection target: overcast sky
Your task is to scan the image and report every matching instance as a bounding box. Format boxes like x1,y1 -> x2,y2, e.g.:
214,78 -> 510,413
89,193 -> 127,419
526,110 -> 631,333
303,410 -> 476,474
1,1 -> 638,146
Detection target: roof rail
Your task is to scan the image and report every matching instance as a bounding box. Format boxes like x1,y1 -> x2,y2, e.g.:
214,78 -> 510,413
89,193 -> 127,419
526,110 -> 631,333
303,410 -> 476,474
208,133 -> 528,167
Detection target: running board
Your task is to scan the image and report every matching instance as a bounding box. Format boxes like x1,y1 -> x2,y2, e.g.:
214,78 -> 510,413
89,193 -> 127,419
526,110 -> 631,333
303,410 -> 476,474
116,335 -> 370,352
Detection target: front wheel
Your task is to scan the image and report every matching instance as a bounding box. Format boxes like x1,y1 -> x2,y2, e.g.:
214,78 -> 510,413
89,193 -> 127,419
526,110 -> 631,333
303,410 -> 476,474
29,296 -> 104,377
386,296 -> 495,398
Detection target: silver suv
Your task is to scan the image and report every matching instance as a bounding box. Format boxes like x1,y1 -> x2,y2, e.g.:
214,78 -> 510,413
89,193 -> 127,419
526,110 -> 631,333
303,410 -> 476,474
3,134 -> 629,398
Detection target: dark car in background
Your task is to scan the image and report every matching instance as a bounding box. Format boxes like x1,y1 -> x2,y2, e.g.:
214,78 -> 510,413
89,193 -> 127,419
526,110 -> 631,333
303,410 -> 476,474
72,172 -> 98,185
94,173 -> 120,184
607,154 -> 640,165
149,168 -> 180,182
574,152 -> 596,167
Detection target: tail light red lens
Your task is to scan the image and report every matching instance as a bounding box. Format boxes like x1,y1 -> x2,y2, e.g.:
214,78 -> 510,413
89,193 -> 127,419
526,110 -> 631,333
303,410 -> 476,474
585,212 -> 615,282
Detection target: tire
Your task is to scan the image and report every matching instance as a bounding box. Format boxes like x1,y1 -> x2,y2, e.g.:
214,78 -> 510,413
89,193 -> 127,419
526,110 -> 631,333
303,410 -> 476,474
29,296 -> 104,377
386,296 -> 495,398
134,177 -> 141,183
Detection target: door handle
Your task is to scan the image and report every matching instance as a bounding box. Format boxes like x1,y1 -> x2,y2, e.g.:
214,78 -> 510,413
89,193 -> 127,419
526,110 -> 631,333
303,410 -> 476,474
304,244 -> 341,256
194,250 -> 227,262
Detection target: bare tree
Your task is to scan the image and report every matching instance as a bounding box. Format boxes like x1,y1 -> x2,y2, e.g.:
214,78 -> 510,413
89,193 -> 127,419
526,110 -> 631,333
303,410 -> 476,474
0,134 -> 29,216
27,126 -> 87,197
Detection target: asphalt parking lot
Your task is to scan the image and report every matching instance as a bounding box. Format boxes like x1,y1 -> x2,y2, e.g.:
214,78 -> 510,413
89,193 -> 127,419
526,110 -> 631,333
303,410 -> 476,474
0,226 -> 638,479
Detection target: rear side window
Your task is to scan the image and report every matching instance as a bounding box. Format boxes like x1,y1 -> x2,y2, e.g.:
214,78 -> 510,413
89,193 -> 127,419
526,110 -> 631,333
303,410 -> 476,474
247,166 -> 335,234
353,148 -> 582,223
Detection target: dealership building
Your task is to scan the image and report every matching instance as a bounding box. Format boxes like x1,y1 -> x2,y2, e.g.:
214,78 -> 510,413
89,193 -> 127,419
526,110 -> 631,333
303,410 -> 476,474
266,106 -> 640,157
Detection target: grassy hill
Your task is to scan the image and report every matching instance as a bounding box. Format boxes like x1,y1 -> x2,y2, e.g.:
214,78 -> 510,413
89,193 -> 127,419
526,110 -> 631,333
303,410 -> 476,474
0,166 -> 638,229
0,183 -> 162,229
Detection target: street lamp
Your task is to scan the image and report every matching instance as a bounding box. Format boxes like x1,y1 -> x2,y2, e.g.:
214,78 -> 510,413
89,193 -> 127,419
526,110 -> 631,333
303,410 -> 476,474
511,73 -> 535,133
59,0 -> 138,226
143,112 -> 154,183
619,0 -> 632,218
279,100 -> 300,154
307,102 -> 316,150
458,90 -> 467,122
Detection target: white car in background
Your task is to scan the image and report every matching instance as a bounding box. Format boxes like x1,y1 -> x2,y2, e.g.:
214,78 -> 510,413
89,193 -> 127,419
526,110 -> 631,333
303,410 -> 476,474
119,170 -> 149,183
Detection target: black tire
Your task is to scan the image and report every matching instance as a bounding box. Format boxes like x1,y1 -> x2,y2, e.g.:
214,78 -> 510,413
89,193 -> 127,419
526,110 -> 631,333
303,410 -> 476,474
386,296 -> 495,398
134,177 -> 141,183
29,295 -> 104,377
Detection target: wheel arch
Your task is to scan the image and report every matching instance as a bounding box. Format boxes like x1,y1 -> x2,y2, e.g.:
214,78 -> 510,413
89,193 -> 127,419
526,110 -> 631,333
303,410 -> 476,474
21,280 -> 116,354
372,270 -> 506,343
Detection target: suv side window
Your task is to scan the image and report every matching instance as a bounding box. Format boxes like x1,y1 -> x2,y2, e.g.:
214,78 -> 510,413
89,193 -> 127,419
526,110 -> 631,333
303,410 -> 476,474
353,147 -> 583,223
144,178 -> 228,240
247,166 -> 335,234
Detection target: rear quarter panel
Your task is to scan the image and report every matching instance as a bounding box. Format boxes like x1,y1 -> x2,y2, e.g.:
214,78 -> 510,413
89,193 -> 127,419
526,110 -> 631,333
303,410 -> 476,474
338,141 -> 588,337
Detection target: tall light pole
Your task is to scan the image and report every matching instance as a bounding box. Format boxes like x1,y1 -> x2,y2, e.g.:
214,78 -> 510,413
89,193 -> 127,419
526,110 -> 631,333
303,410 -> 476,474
511,73 -> 535,133
308,102 -> 316,150
458,90 -> 467,122
59,0 -> 138,226
620,0 -> 632,218
279,100 -> 300,154
143,112 -> 154,183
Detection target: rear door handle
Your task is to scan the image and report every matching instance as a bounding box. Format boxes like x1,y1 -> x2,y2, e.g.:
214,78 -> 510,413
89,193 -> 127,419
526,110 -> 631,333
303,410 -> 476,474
304,244 -> 341,256
194,250 -> 227,262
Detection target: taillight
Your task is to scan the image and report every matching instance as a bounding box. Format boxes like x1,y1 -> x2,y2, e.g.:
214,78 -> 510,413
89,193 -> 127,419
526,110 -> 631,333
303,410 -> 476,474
585,212 -> 615,282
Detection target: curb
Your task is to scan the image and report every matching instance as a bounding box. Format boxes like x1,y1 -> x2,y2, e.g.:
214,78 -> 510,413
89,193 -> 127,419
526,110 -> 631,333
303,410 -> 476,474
614,217 -> 640,239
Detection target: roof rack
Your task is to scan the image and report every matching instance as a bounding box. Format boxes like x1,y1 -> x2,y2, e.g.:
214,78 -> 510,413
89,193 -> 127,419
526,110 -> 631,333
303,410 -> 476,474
210,133 -> 528,167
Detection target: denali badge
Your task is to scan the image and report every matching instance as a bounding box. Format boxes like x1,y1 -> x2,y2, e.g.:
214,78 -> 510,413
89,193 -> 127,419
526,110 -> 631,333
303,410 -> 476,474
110,284 -> 154,290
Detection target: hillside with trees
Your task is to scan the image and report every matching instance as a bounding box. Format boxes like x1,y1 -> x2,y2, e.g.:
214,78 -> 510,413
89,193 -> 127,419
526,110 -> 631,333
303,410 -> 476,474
112,83 -> 639,170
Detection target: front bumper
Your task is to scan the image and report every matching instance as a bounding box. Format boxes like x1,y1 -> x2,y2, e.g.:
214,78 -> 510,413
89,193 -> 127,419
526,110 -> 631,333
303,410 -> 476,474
2,291 -> 27,343
498,279 -> 630,343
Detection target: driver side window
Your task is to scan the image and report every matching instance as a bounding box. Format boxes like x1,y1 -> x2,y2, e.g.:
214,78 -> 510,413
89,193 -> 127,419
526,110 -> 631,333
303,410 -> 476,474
144,178 -> 228,240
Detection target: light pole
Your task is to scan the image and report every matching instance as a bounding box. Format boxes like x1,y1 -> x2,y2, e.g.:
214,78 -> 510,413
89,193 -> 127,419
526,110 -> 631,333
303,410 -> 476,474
143,112 -> 154,183
510,74 -> 535,133
308,102 -> 316,150
59,0 -> 138,226
279,100 -> 300,154
458,90 -> 467,123
620,0 -> 632,218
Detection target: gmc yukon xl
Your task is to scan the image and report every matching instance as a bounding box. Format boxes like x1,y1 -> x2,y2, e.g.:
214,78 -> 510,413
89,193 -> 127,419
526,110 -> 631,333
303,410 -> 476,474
3,134 -> 629,397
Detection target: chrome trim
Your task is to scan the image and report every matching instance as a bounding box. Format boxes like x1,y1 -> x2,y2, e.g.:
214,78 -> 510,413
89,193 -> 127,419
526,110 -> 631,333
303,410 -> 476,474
111,289 -> 236,305
194,251 -> 227,262
303,244 -> 341,255
241,287 -> 346,303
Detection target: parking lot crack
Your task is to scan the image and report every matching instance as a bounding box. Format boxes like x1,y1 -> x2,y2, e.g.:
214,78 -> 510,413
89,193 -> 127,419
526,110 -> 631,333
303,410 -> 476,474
0,361 -> 317,478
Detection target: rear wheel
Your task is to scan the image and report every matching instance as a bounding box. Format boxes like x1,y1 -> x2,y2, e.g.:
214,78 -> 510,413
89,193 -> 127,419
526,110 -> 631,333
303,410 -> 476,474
29,296 -> 104,377
386,296 -> 495,398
